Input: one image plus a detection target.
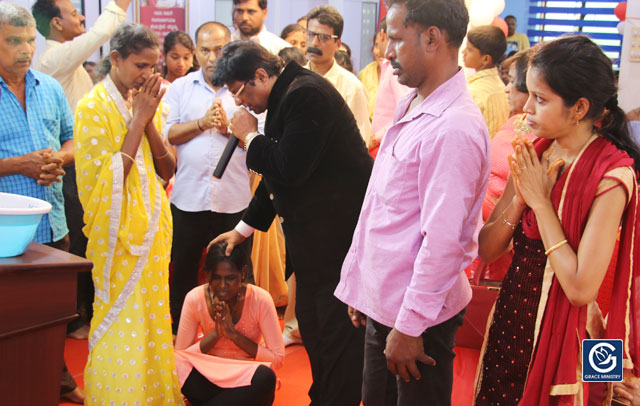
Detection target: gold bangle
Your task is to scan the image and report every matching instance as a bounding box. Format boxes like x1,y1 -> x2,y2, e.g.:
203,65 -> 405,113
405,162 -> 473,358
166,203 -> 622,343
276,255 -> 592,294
545,239 -> 568,256
501,211 -> 518,230
120,151 -> 135,163
153,149 -> 171,159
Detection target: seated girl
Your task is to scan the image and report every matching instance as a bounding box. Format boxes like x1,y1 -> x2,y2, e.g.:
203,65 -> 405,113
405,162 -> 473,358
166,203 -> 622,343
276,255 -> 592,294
174,242 -> 284,406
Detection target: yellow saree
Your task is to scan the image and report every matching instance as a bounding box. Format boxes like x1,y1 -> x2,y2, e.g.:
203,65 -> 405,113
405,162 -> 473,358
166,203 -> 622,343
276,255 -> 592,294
75,75 -> 184,405
249,174 -> 288,307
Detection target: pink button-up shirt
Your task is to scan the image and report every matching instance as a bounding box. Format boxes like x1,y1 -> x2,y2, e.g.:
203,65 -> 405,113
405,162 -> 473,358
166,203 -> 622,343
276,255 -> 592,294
335,69 -> 490,337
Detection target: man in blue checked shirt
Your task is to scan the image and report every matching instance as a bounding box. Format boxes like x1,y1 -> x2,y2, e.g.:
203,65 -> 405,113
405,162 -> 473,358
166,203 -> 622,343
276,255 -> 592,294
0,3 -> 74,249
0,3 -> 80,402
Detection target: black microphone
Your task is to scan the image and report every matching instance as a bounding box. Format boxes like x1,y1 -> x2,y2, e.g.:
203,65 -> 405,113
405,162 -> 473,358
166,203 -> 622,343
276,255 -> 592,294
213,134 -> 240,179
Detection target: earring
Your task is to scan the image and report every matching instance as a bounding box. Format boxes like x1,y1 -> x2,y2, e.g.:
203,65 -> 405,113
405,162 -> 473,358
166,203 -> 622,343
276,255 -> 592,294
575,119 -> 580,127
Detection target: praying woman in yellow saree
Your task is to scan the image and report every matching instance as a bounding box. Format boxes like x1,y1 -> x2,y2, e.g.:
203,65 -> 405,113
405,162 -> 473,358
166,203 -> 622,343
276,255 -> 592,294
74,24 -> 184,405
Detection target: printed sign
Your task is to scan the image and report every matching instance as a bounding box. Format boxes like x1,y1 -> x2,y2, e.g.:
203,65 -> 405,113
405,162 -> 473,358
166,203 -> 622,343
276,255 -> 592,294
136,0 -> 187,45
582,339 -> 623,382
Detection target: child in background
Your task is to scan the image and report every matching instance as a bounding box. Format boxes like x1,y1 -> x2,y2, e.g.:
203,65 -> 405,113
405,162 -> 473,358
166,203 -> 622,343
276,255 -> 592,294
163,31 -> 195,83
463,25 -> 510,138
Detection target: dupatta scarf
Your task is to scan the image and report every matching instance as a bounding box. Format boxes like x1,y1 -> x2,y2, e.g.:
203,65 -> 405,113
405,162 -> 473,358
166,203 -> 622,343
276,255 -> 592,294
518,135 -> 639,406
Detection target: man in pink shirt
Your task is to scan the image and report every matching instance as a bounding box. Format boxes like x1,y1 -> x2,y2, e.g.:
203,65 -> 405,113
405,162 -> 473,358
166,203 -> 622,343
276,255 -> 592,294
334,0 -> 490,404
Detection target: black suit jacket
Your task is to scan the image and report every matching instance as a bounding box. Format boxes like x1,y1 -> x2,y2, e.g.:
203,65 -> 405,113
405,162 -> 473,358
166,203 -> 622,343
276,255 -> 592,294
243,62 -> 373,287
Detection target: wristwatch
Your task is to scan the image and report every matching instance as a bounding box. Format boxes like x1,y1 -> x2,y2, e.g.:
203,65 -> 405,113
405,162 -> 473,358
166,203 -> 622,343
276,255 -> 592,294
244,131 -> 261,151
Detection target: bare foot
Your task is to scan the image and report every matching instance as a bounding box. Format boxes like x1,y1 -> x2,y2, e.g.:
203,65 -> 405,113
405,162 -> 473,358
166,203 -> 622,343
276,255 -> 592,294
67,324 -> 90,340
61,386 -> 85,404
282,333 -> 302,347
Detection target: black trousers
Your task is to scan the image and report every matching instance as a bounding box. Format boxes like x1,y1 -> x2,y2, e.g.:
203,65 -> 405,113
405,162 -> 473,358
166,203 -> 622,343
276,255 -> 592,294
169,204 -> 248,333
62,166 -> 93,330
362,310 -> 466,406
181,364 -> 276,406
296,279 -> 365,406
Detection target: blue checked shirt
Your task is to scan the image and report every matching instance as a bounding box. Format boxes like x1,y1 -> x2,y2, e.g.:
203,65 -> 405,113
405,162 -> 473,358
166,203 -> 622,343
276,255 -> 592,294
0,69 -> 74,243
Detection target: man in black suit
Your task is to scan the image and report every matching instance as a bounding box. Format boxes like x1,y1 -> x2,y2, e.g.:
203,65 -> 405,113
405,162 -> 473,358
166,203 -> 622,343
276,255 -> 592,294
211,41 -> 373,406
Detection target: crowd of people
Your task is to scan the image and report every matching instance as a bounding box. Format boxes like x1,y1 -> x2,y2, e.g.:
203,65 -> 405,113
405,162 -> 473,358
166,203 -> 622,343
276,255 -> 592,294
1,0 -> 639,405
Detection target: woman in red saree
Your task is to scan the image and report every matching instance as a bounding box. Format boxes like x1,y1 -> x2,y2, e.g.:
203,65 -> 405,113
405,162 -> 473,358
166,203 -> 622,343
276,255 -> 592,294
474,35 -> 640,406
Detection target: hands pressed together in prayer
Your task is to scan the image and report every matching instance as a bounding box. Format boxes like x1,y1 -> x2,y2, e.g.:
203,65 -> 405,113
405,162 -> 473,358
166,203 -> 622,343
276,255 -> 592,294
200,291 -> 240,353
508,136 -> 565,212
211,298 -> 237,339
132,73 -> 165,129
20,148 -> 65,187
199,99 -> 230,135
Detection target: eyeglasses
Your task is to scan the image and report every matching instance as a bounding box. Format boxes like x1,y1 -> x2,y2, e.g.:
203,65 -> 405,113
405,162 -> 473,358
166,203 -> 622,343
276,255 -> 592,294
305,29 -> 338,42
232,81 -> 248,103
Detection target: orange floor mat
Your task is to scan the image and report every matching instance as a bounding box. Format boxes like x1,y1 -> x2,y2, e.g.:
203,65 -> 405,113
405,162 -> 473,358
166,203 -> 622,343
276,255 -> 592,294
59,334 -> 479,406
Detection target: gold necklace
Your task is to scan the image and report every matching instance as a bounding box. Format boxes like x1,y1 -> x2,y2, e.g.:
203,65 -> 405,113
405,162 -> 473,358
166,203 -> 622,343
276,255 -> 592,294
546,142 -> 576,168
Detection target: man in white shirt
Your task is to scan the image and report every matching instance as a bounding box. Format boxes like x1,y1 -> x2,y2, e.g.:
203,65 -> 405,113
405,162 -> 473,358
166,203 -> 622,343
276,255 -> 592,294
230,0 -> 289,55
32,0 -> 129,112
31,0 -> 129,340
165,22 -> 256,334
304,5 -> 371,146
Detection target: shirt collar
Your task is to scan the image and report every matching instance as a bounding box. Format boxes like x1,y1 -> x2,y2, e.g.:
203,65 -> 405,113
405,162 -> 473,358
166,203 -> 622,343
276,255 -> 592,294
256,25 -> 268,40
194,68 -> 208,85
303,59 -> 338,80
0,69 -> 38,88
267,61 -> 303,111
397,68 -> 468,123
467,67 -> 499,84
45,39 -> 62,46
323,59 -> 339,80
193,69 -> 226,96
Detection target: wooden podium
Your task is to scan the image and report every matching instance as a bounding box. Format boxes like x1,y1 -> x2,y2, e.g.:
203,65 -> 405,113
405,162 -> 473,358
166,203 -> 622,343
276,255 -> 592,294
0,242 -> 92,406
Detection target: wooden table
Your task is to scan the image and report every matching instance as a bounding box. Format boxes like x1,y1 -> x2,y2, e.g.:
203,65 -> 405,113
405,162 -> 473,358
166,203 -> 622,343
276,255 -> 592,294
0,242 -> 92,406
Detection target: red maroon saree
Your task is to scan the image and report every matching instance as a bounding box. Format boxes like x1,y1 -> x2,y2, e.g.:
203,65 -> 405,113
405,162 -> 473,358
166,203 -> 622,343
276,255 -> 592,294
519,136 -> 639,406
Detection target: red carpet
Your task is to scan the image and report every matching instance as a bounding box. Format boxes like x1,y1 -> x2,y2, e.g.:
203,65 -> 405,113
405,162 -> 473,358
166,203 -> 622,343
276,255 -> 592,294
59,334 -> 479,406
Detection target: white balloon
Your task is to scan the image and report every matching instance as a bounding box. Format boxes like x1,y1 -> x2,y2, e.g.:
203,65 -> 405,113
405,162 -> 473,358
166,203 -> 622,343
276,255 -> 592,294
493,0 -> 505,16
470,0 -> 495,26
617,21 -> 626,35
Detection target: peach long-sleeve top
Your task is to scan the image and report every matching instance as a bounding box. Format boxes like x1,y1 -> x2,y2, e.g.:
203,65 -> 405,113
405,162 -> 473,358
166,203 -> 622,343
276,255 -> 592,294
174,284 -> 284,388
